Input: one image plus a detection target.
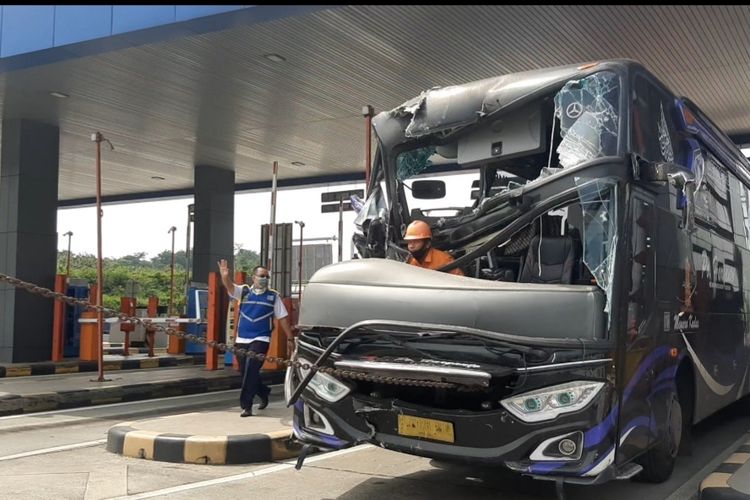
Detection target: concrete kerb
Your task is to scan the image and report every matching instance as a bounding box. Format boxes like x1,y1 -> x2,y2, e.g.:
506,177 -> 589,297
701,434 -> 750,500
0,370 -> 286,416
106,424 -> 302,465
0,373 -> 242,416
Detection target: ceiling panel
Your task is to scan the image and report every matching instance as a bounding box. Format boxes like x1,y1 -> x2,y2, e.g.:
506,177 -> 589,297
0,5 -> 747,201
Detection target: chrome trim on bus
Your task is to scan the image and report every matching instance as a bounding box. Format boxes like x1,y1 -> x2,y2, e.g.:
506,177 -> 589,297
333,359 -> 491,387
516,358 -> 613,373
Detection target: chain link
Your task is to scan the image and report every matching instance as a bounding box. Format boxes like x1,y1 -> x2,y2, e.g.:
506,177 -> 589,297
0,272 -> 478,391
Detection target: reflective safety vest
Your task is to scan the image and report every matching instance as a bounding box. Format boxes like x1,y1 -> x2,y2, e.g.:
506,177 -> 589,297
237,286 -> 278,341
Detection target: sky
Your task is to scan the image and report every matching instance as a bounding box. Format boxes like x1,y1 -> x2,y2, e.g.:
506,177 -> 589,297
57,181 -> 365,262
56,172 -> 478,262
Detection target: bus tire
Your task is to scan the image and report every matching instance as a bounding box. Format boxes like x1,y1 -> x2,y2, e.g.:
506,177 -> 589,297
636,375 -> 691,483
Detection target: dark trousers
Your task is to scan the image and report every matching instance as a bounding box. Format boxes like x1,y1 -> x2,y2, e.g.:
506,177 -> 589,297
239,340 -> 270,410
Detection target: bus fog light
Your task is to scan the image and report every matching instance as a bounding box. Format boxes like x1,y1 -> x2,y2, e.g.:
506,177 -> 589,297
558,439 -> 577,456
529,431 -> 583,461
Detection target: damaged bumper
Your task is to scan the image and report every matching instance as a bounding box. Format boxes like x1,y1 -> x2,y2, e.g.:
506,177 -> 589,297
290,359 -> 619,481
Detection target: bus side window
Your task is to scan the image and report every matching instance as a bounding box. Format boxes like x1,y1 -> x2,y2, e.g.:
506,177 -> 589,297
741,185 -> 750,249
630,199 -> 654,304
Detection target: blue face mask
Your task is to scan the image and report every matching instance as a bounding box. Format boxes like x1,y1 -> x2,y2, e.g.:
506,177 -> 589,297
256,277 -> 269,288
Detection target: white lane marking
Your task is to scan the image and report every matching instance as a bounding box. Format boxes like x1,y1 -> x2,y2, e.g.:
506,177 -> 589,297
109,444 -> 374,499
0,439 -> 107,461
0,389 -> 244,420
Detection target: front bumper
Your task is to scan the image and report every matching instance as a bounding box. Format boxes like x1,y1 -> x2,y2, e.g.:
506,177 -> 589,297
293,383 -> 619,479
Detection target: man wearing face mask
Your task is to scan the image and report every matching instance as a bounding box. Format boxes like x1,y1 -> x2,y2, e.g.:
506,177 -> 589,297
218,260 -> 294,417
404,220 -> 464,276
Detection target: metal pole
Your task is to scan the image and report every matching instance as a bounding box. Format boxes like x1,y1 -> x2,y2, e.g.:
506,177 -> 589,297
184,204 -> 193,314
294,221 -> 305,298
268,161 -> 279,270
168,226 -> 177,317
362,105 -> 374,196
64,231 -> 73,279
92,132 -> 105,383
338,199 -> 344,262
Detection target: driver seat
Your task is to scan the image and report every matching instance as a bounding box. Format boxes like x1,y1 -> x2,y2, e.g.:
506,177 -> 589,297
519,234 -> 576,284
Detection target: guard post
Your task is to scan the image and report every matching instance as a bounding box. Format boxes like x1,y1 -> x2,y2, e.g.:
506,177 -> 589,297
206,271 -> 220,370
146,296 -> 158,358
51,274 -> 66,361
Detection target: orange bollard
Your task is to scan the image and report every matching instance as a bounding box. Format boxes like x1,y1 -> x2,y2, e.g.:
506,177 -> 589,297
146,296 -> 158,358
120,297 -> 136,356
79,310 -> 99,361
51,274 -> 66,361
206,272 -> 220,370
229,271 -> 247,371
168,316 -> 186,354
263,297 -> 293,371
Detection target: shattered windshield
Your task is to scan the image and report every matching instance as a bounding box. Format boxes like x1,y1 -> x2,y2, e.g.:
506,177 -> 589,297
554,71 -> 620,169
575,177 -> 618,312
396,145 -> 455,181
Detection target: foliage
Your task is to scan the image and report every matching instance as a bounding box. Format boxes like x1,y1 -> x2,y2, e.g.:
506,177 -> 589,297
234,248 -> 261,273
57,245 -> 259,312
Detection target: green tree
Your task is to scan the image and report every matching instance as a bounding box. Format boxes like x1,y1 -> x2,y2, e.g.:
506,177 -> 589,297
150,250 -> 187,268
115,252 -> 148,268
59,250 -> 188,313
235,248 -> 261,273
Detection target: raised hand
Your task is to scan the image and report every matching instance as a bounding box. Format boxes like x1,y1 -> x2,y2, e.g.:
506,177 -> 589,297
217,259 -> 230,280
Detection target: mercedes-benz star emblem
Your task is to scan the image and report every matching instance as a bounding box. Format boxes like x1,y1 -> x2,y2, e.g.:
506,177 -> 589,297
566,102 -> 583,119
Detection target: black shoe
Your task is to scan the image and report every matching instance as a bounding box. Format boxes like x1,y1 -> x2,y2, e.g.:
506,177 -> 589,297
240,409 -> 253,417
258,392 -> 269,410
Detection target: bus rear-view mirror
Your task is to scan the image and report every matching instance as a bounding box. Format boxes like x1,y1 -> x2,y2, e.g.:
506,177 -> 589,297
411,180 -> 446,199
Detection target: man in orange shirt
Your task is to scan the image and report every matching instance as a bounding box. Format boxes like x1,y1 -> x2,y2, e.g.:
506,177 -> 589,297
404,220 -> 464,276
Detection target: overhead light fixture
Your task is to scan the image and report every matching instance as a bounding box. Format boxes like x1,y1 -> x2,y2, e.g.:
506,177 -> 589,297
291,161 -> 305,166
263,53 -> 286,63
49,91 -> 69,98
151,176 -> 165,181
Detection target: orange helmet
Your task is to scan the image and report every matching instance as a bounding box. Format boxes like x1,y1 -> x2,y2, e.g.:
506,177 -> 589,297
404,220 -> 432,240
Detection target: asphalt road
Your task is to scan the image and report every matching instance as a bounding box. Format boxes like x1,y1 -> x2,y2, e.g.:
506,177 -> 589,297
0,389 -> 748,500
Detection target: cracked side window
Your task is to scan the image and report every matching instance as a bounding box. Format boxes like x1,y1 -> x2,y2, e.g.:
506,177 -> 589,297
657,102 -> 674,163
575,178 -> 618,312
554,71 -> 620,169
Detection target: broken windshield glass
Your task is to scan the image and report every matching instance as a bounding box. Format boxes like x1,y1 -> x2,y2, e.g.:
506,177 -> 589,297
575,177 -> 618,313
396,145 -> 438,181
658,102 -> 675,163
354,186 -> 388,231
554,72 -> 620,169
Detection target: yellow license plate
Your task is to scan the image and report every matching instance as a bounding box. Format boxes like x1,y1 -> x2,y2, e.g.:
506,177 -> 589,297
397,414 -> 455,443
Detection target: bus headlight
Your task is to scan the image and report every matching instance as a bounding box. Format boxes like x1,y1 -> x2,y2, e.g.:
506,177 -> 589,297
500,381 -> 604,423
298,358 -> 352,403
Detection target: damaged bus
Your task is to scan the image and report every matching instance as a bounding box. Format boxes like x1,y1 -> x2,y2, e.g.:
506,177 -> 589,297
285,59 -> 750,488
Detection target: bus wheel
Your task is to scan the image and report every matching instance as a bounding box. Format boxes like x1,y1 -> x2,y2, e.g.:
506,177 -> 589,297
636,388 -> 684,483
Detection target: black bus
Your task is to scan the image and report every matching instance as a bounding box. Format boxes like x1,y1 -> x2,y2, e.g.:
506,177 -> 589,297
285,59 -> 750,488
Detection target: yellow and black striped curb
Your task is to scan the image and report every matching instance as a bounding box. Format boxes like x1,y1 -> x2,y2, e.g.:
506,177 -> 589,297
701,436 -> 750,500
0,355 -> 200,378
106,423 -> 303,464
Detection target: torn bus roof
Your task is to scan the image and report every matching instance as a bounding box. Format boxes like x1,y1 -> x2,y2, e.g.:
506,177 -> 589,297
380,62 -> 593,139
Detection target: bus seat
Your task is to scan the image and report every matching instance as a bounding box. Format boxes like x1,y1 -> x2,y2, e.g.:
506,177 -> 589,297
519,234 -> 575,284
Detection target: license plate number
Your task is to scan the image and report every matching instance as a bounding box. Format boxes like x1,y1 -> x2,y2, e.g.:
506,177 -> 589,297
397,414 -> 454,443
